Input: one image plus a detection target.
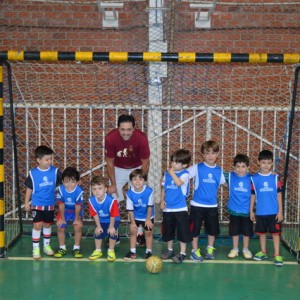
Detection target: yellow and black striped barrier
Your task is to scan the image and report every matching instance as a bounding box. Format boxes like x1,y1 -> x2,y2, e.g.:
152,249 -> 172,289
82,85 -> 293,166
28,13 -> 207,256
0,51 -> 300,63
0,63 -> 4,258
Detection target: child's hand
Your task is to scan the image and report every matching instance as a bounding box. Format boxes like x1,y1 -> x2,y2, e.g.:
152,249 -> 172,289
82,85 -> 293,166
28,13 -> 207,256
160,200 -> 166,210
250,212 -> 255,222
276,212 -> 283,222
95,226 -> 103,235
24,203 -> 31,212
57,219 -> 67,228
145,219 -> 153,230
107,226 -> 117,236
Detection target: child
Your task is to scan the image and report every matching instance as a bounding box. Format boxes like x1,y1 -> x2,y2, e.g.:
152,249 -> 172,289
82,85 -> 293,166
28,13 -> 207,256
188,140 -> 226,261
88,175 -> 120,262
250,150 -> 283,266
54,167 -> 84,259
24,145 -> 62,259
226,154 -> 253,259
160,149 -> 192,264
124,169 -> 154,260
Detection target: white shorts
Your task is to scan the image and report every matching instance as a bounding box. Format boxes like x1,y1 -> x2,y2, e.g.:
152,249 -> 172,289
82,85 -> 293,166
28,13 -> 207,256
112,166 -> 141,202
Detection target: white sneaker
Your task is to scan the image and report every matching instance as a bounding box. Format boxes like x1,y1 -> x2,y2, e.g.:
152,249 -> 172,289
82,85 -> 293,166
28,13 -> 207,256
228,249 -> 239,258
243,249 -> 253,259
43,245 -> 54,256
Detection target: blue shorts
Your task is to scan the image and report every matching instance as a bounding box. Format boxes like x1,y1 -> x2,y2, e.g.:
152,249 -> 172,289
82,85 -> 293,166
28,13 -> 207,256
57,211 -> 82,228
94,221 -> 120,240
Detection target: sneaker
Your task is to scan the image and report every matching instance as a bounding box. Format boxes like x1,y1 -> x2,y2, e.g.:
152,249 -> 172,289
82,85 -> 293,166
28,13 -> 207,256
33,248 -> 41,260
273,255 -> 284,267
228,249 -> 239,259
172,253 -> 186,264
161,249 -> 174,260
43,245 -> 54,256
107,250 -> 116,262
72,249 -> 83,259
137,234 -> 146,247
54,248 -> 67,258
124,251 -> 136,260
242,249 -> 253,260
190,248 -> 204,262
205,247 -> 216,260
89,250 -> 103,261
145,252 -> 153,259
253,251 -> 268,261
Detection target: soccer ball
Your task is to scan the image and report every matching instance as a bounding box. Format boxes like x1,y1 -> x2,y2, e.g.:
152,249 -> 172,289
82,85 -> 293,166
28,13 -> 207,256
145,255 -> 163,274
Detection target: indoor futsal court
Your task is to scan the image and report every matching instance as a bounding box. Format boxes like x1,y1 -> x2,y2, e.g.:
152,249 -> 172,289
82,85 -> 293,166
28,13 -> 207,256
1,1 -> 300,300
1,225 -> 300,300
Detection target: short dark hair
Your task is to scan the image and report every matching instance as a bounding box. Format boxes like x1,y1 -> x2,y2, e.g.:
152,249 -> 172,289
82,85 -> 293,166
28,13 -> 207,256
34,145 -> 54,159
201,140 -> 219,154
117,114 -> 135,128
62,167 -> 80,182
129,169 -> 147,181
258,149 -> 273,161
171,149 -> 191,165
90,175 -> 109,187
234,154 -> 250,166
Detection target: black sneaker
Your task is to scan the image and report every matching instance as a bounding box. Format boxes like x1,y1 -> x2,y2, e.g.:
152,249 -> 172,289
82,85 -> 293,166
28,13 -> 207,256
172,253 -> 186,264
145,252 -> 153,259
124,251 -> 136,260
161,249 -> 174,260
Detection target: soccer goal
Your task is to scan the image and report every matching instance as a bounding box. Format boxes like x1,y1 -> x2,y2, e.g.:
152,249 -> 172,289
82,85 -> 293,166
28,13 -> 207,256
1,54 -> 300,259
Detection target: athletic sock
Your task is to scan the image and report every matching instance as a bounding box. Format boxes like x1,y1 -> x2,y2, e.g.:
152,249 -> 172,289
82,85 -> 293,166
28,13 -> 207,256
43,227 -> 52,247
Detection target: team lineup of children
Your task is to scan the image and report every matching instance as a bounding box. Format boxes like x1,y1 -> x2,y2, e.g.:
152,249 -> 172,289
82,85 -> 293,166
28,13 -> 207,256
24,141 -> 284,267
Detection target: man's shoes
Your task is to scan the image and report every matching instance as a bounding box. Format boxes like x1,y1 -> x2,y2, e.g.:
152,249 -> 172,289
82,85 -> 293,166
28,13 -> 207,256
54,248 -> 67,258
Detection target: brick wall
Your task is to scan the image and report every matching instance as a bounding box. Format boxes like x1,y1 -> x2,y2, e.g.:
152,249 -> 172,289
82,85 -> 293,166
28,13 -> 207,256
1,0 -> 300,53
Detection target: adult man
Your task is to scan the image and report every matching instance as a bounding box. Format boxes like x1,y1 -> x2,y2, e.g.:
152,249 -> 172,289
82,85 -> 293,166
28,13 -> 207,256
105,114 -> 150,202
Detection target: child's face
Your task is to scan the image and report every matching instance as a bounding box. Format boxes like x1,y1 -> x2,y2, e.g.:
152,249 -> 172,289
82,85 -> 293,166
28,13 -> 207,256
202,149 -> 219,166
131,175 -> 145,192
259,159 -> 273,174
171,160 -> 186,171
37,154 -> 53,170
63,177 -> 78,192
234,162 -> 249,176
91,183 -> 107,200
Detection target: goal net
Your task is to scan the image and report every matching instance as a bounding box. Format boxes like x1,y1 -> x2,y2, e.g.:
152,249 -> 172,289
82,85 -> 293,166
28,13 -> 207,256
2,59 -> 300,255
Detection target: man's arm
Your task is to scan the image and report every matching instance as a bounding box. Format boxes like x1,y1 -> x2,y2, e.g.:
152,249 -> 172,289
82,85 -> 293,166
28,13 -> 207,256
106,156 -> 118,196
141,158 -> 150,175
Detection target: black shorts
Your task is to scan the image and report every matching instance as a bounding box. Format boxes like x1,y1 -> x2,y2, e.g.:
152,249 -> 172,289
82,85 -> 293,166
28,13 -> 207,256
229,214 -> 253,237
135,219 -> 154,231
255,215 -> 282,234
190,206 -> 220,237
161,211 -> 192,243
32,209 -> 54,224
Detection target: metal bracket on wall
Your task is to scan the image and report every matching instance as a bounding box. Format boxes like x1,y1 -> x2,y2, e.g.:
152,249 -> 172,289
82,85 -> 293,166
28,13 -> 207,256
189,0 -> 217,28
97,1 -> 124,28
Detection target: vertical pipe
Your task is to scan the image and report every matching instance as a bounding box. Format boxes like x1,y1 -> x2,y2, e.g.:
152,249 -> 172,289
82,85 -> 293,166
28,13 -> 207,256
0,63 -> 5,258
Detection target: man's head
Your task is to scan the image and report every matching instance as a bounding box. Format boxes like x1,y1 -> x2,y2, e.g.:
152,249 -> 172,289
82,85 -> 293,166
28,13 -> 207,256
117,114 -> 135,141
